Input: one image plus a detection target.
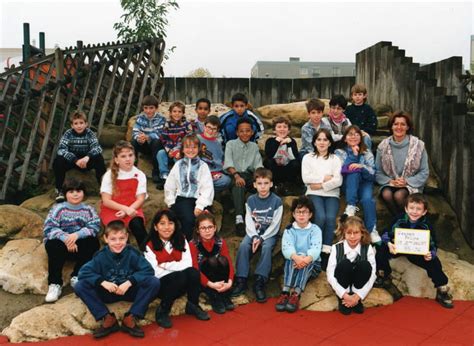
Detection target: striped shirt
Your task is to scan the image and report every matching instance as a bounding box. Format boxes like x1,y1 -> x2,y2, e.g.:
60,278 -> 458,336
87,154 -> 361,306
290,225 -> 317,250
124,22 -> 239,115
57,128 -> 102,162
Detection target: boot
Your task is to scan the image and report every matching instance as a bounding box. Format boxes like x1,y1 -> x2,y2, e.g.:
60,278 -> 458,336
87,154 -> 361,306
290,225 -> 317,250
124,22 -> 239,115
185,301 -> 210,321
121,312 -> 144,338
253,275 -> 267,303
436,286 -> 454,309
230,277 -> 247,297
93,312 -> 120,338
155,305 -> 172,328
222,292 -> 235,311
204,288 -> 225,314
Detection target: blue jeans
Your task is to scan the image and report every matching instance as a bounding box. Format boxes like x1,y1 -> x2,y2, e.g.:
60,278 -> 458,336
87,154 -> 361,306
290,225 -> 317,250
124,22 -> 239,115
213,173 -> 232,193
308,195 -> 339,246
235,235 -> 278,280
344,172 -> 376,232
74,276 -> 160,320
156,149 -> 177,177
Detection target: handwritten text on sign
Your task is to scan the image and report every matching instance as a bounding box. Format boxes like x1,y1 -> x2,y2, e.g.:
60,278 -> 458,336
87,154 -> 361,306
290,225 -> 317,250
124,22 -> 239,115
394,228 -> 430,255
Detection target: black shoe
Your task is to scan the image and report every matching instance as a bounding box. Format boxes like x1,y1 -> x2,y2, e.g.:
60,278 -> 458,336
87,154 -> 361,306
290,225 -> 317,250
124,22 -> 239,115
155,306 -> 172,328
205,289 -> 226,314
377,275 -> 403,302
185,301 -> 210,321
338,298 -> 352,315
235,222 -> 245,237
285,292 -> 300,313
352,300 -> 364,314
93,313 -> 120,338
275,292 -> 289,312
320,253 -> 329,272
436,286 -> 454,309
121,312 -> 145,338
230,277 -> 247,297
152,170 -> 160,183
253,275 -> 267,303
222,293 -> 235,311
156,179 -> 165,190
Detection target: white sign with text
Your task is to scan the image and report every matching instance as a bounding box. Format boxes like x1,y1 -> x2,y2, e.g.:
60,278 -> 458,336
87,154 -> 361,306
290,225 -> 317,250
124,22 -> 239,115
394,228 -> 430,255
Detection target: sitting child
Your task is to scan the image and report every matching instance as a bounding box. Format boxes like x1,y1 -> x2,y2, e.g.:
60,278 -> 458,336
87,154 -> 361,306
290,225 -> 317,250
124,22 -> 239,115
276,196 -> 322,313
224,118 -> 264,235
192,98 -> 211,134
321,94 -> 352,145
231,168 -> 283,303
300,98 -> 330,157
75,220 -> 160,338
190,212 -> 235,314
43,178 -> 100,303
264,116 -> 300,194
326,216 -> 376,315
375,193 -> 453,308
144,209 -> 210,329
53,110 -> 106,202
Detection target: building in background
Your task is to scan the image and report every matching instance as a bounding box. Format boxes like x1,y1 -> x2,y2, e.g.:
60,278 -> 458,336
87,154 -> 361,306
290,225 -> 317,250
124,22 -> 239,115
251,57 -> 355,79
470,35 -> 474,73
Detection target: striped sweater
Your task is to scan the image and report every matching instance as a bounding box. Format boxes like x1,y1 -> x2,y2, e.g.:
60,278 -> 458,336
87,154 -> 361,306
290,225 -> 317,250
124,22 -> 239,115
57,128 -> 103,163
160,117 -> 194,153
43,202 -> 100,242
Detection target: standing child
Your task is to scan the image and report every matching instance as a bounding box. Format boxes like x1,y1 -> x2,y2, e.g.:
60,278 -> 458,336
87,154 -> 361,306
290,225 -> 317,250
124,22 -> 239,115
157,101 -> 194,188
219,92 -> 264,144
100,140 -> 148,250
344,84 -> 377,149
335,125 -> 381,244
190,212 -> 235,314
164,134 -> 214,240
144,209 -> 210,329
131,95 -> 166,183
264,116 -> 300,194
300,98 -> 330,157
327,216 -> 376,315
53,110 -> 106,202
375,193 -> 453,308
321,94 -> 352,145
302,129 -> 343,269
75,221 -> 161,338
198,115 -> 232,192
192,98 -> 211,134
224,118 -> 264,235
231,168 -> 283,303
276,196 -> 322,313
44,178 -> 100,303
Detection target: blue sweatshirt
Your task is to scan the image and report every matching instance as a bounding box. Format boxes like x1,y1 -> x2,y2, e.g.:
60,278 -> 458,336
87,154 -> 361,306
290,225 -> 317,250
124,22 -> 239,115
219,109 -> 264,144
245,192 -> 283,240
282,222 -> 322,262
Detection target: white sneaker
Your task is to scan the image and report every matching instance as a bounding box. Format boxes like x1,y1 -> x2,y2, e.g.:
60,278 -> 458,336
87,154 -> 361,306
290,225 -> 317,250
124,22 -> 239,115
343,205 -> 359,217
160,173 -> 169,180
55,189 -> 65,203
70,276 -> 79,289
45,284 -> 62,303
370,227 -> 382,244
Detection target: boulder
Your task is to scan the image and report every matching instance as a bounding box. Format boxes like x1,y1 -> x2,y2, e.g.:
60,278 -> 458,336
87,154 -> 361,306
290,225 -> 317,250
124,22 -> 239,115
0,205 -> 44,240
256,100 -> 330,127
98,124 -> 126,148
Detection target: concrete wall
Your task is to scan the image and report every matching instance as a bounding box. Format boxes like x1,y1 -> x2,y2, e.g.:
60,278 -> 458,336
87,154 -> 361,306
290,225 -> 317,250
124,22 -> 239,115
356,41 -> 473,247
161,76 -> 355,107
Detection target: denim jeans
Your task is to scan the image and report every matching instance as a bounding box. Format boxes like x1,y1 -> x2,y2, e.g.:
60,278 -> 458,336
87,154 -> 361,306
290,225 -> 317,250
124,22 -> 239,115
235,234 -> 278,280
308,195 -> 339,246
213,173 -> 232,193
344,172 -> 376,232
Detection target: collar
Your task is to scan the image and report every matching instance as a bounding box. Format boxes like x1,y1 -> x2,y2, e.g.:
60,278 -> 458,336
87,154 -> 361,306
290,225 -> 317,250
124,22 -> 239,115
292,221 -> 313,230
343,240 -> 361,253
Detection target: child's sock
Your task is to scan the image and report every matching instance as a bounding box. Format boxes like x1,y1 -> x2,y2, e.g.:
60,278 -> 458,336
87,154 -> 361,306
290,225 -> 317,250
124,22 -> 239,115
235,215 -> 244,224
294,287 -> 302,295
282,286 -> 291,293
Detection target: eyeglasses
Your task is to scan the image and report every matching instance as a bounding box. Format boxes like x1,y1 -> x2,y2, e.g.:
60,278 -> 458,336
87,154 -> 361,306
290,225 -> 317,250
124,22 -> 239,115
346,132 -> 361,137
205,125 -> 218,131
199,225 -> 215,231
294,210 -> 310,215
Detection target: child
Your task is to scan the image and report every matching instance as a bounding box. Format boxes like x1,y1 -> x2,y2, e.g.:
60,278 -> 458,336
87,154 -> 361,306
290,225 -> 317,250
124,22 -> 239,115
164,134 -> 214,240
131,95 -> 166,183
321,94 -> 352,145
344,84 -> 377,149
75,221 -> 160,338
264,116 -> 300,194
335,125 -> 381,244
224,118 -> 263,235
276,196 -> 322,313
192,98 -> 211,134
231,168 -> 283,303
302,129 -> 343,269
300,98 -> 330,157
53,110 -> 106,202
157,101 -> 194,188
198,115 -> 231,192
327,216 -> 376,315
43,178 -> 100,303
100,140 -> 148,250
144,209 -> 210,329
375,193 -> 453,308
219,92 -> 264,144
190,212 -> 235,314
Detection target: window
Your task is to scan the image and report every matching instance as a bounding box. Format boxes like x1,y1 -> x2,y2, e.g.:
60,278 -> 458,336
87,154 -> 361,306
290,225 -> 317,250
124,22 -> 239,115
299,68 -> 308,76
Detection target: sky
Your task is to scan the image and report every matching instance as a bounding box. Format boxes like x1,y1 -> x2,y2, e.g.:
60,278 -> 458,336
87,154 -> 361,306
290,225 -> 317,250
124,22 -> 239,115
0,0 -> 472,77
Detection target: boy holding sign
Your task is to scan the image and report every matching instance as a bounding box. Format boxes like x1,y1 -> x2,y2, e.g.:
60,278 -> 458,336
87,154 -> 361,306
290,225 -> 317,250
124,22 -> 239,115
375,194 -> 453,308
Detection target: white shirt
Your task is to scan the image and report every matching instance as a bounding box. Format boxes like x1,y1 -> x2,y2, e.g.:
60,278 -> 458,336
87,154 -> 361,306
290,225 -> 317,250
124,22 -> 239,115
144,240 -> 192,279
302,153 -> 343,198
100,166 -> 148,198
326,240 -> 376,300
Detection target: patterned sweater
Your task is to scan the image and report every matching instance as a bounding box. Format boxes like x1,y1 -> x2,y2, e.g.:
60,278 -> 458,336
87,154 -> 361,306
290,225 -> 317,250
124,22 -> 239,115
57,128 -> 102,162
43,202 -> 100,242
132,112 -> 166,141
160,117 -> 194,153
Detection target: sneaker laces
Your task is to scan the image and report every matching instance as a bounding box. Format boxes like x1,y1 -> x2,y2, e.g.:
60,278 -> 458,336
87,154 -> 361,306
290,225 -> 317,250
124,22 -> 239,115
288,292 -> 299,305
277,293 -> 289,304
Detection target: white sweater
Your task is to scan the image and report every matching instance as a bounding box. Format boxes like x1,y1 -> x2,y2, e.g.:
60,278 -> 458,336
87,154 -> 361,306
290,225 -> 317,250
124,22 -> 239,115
144,241 -> 192,279
302,153 -> 343,198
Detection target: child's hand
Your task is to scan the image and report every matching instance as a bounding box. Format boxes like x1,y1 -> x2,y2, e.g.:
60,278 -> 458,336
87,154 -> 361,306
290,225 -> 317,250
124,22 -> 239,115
208,281 -> 225,290
351,145 -> 360,155
75,157 -> 89,169
124,206 -> 137,217
217,279 -> 233,293
137,132 -> 147,144
309,183 -> 322,190
116,281 -> 132,295
67,243 -> 78,253
235,175 -> 246,187
323,175 -> 333,182
194,208 -> 203,217
388,242 -> 397,255
342,292 -> 360,307
252,238 -> 261,253
291,254 -> 306,269
64,233 -> 79,248
423,252 -> 432,261
349,163 -> 363,171
115,210 -> 126,218
101,281 -> 118,293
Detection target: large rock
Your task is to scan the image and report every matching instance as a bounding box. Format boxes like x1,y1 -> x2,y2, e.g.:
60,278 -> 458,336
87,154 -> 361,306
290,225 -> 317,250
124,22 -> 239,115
0,205 -> 44,240
98,124 -> 126,148
0,239 -> 72,295
257,100 -> 330,127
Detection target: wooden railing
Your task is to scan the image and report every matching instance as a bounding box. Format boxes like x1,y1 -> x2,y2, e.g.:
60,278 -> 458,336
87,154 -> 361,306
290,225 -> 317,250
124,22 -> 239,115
0,38 -> 166,200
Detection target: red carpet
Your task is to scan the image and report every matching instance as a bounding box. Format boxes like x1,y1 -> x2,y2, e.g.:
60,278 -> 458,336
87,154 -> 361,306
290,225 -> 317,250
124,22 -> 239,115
2,297 -> 473,345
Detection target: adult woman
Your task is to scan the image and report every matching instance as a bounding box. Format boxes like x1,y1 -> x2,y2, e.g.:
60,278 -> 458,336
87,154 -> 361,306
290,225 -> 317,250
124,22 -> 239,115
375,112 -> 429,215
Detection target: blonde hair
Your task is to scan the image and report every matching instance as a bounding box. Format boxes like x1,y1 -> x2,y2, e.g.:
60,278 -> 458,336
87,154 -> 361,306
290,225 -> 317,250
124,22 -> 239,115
335,216 -> 371,246
110,140 -> 135,195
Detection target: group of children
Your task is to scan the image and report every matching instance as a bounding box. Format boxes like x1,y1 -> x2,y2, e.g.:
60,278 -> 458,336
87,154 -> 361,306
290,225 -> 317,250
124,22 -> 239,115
43,84 -> 454,338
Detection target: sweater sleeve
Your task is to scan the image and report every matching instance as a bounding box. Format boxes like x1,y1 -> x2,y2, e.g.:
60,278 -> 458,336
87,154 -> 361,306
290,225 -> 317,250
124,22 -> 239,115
326,245 -> 348,298
159,241 -> 193,272
57,131 -> 77,162
223,142 -> 235,171
361,150 -> 375,177
352,245 -> 376,300
264,137 -> 280,159
78,256 -> 104,287
261,204 -> 283,241
76,205 -> 101,239
375,145 -> 392,185
43,206 -> 68,242
195,163 -> 214,211
164,163 -> 179,207
365,105 -> 378,135
306,225 -> 322,261
221,240 -> 235,282
190,242 -> 210,287
321,156 -> 343,191
86,130 -> 103,157
301,123 -> 313,153
144,245 -> 172,279
132,115 -> 144,141
252,147 -> 263,170
281,228 -> 297,260
129,250 -> 155,286
244,203 -> 259,238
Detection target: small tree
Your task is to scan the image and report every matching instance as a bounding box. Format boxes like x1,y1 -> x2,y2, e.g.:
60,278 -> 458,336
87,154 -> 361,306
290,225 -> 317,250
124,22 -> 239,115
186,67 -> 212,78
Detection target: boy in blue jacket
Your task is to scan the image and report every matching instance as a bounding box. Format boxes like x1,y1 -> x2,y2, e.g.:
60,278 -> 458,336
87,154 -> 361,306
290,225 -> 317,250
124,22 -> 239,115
74,221 -> 161,339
